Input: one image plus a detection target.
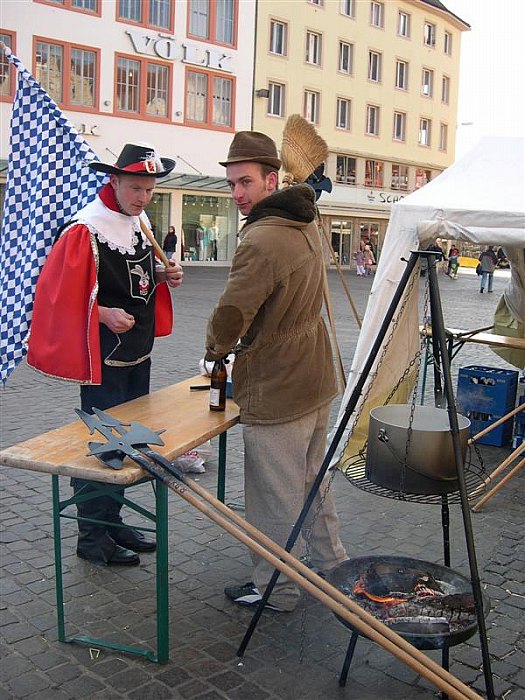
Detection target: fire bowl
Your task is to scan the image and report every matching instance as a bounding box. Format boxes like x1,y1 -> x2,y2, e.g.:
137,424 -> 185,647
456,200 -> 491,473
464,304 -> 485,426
328,555 -> 490,650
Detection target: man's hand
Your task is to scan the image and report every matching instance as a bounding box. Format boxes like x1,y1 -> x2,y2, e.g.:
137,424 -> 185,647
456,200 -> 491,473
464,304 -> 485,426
164,258 -> 184,288
98,306 -> 135,333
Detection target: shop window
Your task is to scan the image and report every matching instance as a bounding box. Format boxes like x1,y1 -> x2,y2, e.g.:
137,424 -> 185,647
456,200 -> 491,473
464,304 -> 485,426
391,164 -> 408,190
182,194 -> 236,262
116,54 -> 170,119
0,31 -> 15,101
415,167 -> 431,189
35,38 -> 99,111
336,155 -> 356,185
185,68 -> 234,129
365,159 -> 383,187
188,0 -> 236,47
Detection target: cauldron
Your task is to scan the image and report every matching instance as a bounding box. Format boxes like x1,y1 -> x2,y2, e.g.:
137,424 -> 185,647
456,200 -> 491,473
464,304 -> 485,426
366,405 -> 471,495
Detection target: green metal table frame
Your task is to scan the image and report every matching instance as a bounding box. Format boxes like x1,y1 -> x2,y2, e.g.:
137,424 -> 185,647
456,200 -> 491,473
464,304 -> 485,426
50,431 -> 227,664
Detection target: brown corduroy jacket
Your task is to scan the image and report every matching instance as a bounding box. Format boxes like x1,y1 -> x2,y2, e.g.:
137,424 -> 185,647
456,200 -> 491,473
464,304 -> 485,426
205,184 -> 337,424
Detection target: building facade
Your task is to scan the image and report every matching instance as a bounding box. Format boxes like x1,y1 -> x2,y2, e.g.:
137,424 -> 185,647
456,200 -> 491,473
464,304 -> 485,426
252,0 -> 469,264
1,0 -> 468,265
0,0 -> 256,261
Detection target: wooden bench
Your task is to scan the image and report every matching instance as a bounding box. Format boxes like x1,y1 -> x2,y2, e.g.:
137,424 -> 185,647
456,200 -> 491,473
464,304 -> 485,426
0,376 -> 240,663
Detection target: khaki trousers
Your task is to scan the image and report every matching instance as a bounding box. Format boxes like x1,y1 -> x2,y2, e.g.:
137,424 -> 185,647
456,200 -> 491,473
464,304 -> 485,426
243,404 -> 347,611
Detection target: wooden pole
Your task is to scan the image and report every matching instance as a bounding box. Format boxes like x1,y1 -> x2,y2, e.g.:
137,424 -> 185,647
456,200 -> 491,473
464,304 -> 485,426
469,441 -> 525,498
472,457 -> 525,511
139,218 -> 170,267
141,459 -> 481,700
468,402 -> 525,445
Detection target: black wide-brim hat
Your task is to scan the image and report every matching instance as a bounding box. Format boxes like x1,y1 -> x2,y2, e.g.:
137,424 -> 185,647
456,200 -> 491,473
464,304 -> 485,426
89,143 -> 175,178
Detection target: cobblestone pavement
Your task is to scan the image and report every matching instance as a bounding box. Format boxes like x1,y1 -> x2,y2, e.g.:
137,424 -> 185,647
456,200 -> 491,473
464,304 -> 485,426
1,264 -> 524,700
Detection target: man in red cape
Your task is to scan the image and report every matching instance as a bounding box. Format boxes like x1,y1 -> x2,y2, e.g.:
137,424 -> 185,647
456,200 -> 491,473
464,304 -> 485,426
28,143 -> 183,566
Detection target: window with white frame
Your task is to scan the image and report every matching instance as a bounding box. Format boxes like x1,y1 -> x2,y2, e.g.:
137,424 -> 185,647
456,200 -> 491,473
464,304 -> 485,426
185,69 -> 234,127
365,159 -> 383,187
338,41 -> 353,74
370,2 -> 384,28
424,21 -> 436,47
336,97 -> 351,129
439,123 -> 448,151
340,0 -> 355,17
118,0 -> 172,30
305,31 -> 322,65
444,31 -> 452,55
441,75 -> 450,104
419,118 -> 431,146
268,81 -> 285,117
393,111 -> 406,141
395,60 -> 408,89
368,51 -> 382,82
188,0 -> 236,46
309,0 -> 323,5
304,89 -> 320,123
421,68 -> 434,97
397,11 -> 410,37
269,20 -> 287,56
116,55 -> 170,117
366,104 -> 379,135
0,31 -> 15,99
336,155 -> 356,184
36,39 -> 98,109
391,164 -> 408,190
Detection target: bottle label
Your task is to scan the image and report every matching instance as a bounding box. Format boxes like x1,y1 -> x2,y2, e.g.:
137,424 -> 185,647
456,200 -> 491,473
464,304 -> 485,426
210,388 -> 221,407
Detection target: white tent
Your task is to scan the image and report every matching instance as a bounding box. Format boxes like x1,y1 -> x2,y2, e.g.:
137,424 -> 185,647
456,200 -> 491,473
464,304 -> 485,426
335,136 -> 525,462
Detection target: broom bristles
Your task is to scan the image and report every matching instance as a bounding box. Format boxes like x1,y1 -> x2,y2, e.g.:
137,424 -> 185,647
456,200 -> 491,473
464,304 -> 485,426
280,114 -> 328,185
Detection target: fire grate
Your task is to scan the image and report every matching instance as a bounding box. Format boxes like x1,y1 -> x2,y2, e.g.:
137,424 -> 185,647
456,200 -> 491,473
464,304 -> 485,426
340,454 -> 486,505
328,556 -> 490,651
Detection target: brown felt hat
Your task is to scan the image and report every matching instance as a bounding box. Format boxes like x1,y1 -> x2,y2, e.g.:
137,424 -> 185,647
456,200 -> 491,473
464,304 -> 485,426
219,131 -> 281,169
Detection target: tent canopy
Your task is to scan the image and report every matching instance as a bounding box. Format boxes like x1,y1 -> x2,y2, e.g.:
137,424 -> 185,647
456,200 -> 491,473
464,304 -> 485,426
335,136 -> 525,462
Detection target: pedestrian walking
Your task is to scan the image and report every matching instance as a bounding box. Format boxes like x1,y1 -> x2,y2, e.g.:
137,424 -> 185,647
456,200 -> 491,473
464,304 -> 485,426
478,245 -> 498,293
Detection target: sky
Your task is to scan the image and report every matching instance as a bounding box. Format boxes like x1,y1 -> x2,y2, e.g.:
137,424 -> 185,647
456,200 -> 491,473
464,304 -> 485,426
443,0 -> 525,157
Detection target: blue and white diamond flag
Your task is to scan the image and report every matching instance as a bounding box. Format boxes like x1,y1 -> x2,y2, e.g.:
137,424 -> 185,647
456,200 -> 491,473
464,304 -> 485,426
0,48 -> 106,383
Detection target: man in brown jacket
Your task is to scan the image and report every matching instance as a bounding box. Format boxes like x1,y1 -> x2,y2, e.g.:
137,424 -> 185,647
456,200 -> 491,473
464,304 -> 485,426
205,132 -> 347,612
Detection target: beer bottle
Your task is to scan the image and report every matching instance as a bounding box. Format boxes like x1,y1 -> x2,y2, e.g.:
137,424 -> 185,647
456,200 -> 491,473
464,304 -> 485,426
209,357 -> 227,412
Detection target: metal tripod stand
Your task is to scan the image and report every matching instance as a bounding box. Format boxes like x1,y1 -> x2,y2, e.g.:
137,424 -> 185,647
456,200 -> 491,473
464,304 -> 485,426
236,250 -> 495,700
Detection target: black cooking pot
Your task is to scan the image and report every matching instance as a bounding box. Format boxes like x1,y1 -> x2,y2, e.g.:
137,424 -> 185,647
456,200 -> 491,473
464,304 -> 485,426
328,555 -> 490,650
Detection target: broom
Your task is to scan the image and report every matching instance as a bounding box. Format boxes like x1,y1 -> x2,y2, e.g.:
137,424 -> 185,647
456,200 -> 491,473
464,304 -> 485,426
280,114 -> 328,186
279,114 -> 346,388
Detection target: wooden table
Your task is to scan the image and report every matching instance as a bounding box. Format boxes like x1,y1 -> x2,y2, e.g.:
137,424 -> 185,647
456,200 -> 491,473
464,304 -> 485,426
0,376 -> 240,663
420,325 -> 525,401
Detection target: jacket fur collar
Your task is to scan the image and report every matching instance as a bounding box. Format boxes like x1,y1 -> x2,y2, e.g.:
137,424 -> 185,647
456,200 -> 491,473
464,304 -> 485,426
244,183 -> 316,226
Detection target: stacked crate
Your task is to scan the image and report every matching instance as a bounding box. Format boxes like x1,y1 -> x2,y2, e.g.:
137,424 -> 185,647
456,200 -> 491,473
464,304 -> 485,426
456,366 -> 519,446
513,377 -> 525,448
